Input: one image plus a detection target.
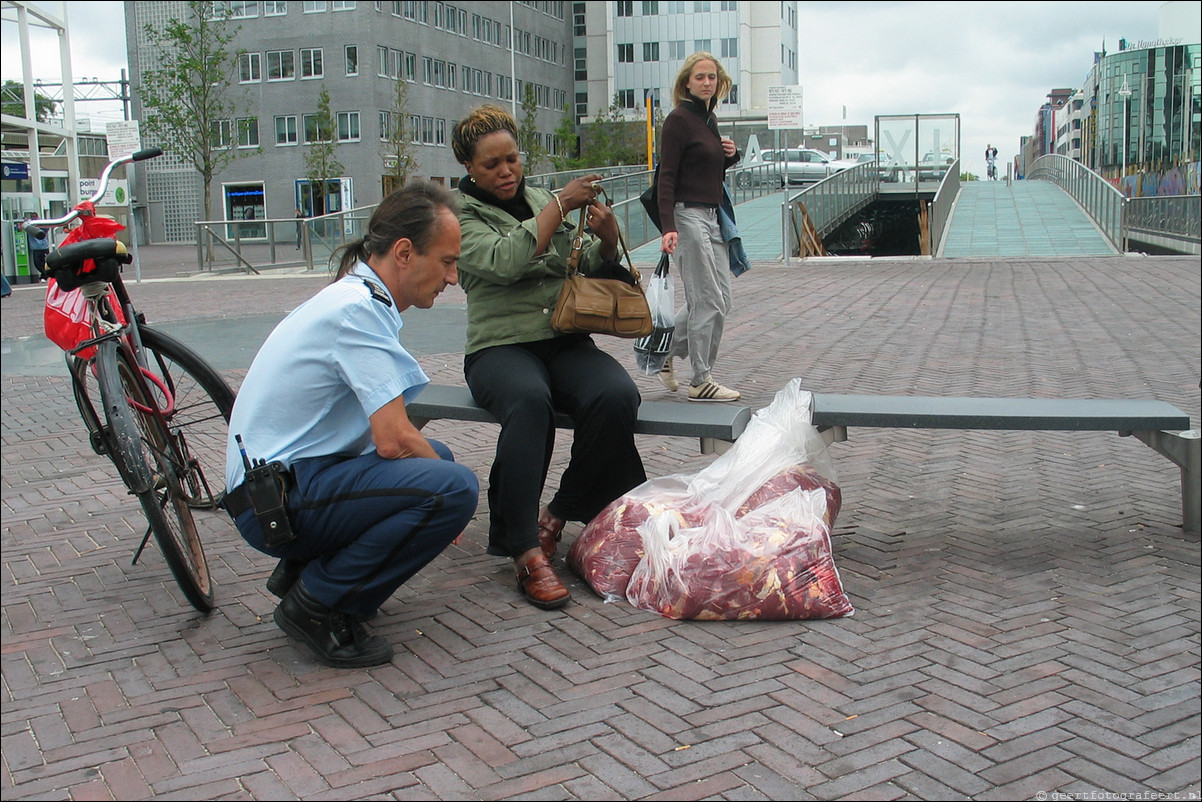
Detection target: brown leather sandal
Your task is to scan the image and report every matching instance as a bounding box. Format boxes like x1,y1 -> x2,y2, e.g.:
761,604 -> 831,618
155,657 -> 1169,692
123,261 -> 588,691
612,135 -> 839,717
516,552 -> 570,610
537,506 -> 566,559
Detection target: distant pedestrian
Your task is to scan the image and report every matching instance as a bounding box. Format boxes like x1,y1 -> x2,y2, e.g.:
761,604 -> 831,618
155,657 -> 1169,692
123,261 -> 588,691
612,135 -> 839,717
295,208 -> 305,249
25,222 -> 50,282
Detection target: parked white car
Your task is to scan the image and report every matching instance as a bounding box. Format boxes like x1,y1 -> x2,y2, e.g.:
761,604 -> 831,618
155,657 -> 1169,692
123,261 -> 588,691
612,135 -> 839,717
760,148 -> 850,185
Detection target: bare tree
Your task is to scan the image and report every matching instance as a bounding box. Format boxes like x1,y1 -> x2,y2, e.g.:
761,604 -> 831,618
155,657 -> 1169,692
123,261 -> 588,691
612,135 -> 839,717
137,0 -> 250,224
380,78 -> 418,195
304,86 -> 344,216
518,83 -> 547,174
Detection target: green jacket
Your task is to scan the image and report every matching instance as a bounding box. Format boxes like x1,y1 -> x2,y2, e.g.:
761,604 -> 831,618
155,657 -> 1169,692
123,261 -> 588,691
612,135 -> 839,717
456,184 -> 609,355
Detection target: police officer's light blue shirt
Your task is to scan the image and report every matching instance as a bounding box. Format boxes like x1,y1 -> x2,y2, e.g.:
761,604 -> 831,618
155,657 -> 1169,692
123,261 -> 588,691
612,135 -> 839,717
225,263 -> 429,488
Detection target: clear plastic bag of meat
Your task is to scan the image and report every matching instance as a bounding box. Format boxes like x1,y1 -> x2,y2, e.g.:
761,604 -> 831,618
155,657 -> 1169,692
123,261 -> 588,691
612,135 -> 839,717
567,379 -> 853,620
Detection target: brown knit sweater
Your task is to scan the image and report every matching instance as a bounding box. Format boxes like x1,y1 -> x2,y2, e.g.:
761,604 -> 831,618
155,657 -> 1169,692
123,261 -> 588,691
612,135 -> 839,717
656,95 -> 740,234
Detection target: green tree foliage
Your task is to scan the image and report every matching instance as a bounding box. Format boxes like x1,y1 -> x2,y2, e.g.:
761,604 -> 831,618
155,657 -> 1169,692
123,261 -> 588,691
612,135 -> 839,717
304,86 -> 344,215
138,0 -> 251,223
1,80 -> 58,122
518,83 -> 547,174
580,95 -> 645,167
380,78 -> 418,192
550,105 -> 582,171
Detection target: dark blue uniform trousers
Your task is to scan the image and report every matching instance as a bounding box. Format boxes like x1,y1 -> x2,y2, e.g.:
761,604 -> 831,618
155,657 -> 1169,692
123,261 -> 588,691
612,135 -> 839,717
233,439 -> 478,619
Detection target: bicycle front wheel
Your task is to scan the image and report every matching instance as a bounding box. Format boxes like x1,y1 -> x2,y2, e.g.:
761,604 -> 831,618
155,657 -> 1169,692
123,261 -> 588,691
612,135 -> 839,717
97,340 -> 215,612
138,326 -> 236,509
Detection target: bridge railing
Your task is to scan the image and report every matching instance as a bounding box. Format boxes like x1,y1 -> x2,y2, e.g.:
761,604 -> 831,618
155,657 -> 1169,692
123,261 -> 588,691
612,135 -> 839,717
1125,194 -> 1201,254
928,159 -> 961,256
1029,154 -> 1126,251
781,163 -> 879,262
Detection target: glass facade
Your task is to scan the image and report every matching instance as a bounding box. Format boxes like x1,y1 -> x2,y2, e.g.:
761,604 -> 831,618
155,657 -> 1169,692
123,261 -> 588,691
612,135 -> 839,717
1094,43 -> 1200,178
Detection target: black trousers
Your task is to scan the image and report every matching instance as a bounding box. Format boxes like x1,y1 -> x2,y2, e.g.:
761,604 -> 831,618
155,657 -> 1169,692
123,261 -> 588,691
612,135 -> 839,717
465,334 -> 647,558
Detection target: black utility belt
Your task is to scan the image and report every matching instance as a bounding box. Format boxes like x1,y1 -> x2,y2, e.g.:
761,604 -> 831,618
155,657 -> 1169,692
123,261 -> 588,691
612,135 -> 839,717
223,482 -> 255,517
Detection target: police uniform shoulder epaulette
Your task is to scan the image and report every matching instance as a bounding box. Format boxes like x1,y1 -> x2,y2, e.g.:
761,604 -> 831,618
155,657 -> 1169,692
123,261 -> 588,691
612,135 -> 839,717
362,278 -> 392,307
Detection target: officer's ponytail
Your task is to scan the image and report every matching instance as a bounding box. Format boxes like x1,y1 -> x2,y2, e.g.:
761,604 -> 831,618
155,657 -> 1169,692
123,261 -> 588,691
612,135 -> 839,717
332,182 -> 458,281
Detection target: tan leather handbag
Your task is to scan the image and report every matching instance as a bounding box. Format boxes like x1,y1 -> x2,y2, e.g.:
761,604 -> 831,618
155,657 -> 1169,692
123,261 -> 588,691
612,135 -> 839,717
550,187 -> 652,339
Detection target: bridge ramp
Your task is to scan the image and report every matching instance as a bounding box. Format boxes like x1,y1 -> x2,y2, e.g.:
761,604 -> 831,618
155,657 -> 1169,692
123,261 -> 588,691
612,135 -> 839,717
940,180 -> 1117,257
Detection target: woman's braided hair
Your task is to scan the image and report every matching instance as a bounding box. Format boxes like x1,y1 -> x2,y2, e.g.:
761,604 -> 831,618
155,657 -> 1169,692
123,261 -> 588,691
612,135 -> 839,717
333,181 -> 458,280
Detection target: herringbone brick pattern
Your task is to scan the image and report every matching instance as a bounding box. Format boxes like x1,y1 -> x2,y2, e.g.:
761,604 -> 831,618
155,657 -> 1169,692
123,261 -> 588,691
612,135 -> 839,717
2,255 -> 1198,800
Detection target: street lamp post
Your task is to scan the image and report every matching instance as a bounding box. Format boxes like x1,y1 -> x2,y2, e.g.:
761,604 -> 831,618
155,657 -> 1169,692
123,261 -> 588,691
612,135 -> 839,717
1118,76 -> 1132,191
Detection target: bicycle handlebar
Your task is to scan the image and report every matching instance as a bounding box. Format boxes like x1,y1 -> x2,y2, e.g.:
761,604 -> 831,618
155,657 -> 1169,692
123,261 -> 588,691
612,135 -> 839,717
25,147 -> 163,232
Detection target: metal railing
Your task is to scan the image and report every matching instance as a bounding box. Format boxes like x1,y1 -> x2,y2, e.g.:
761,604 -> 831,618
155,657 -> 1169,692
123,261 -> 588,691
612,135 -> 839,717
1125,194 -> 1201,254
193,209 -> 372,274
191,162 -> 793,273
781,163 -> 879,262
928,159 -> 961,256
1028,154 -> 1126,252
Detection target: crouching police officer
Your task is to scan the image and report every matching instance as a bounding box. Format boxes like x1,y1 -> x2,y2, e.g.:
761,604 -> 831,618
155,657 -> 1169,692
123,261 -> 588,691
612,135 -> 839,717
224,182 -> 479,668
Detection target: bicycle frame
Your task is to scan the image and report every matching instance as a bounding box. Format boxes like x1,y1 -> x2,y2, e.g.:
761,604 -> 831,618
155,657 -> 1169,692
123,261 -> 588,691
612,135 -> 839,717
29,148 -> 222,611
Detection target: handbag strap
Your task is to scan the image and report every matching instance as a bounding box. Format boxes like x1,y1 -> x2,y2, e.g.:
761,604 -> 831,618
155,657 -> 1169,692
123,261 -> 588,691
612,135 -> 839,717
565,186 -> 641,283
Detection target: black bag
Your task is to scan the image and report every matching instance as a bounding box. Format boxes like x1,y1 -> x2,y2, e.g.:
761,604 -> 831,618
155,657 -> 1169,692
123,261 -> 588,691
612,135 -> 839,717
640,166 -> 662,233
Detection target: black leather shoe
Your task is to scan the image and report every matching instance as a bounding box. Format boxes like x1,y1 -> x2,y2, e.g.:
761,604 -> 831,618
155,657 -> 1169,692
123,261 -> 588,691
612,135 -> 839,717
273,581 -> 394,668
266,558 -> 306,598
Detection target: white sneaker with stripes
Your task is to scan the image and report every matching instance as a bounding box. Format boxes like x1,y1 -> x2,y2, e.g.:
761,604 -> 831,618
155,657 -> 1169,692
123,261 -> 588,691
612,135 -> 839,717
687,378 -> 741,402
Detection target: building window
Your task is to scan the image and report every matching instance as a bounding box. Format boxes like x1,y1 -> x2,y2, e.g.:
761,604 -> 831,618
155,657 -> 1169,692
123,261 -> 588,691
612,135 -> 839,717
574,47 -> 587,81
301,48 -> 324,78
237,117 -> 259,148
303,113 -> 333,143
721,37 -> 737,58
642,1 -> 659,13
332,0 -> 355,9
617,43 -> 633,63
694,39 -> 711,53
345,45 -> 358,76
722,84 -> 738,105
618,89 -> 635,109
239,52 -> 261,82
303,1 -> 328,11
379,110 -> 391,139
211,119 -> 232,148
336,111 -> 360,141
264,0 -> 287,15
643,42 -> 659,62
275,115 -> 298,144
229,1 -> 258,18
617,0 -> 632,16
267,50 -> 295,80
669,40 -> 685,60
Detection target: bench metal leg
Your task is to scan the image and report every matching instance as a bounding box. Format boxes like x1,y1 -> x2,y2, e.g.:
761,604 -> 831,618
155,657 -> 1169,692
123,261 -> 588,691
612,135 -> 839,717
817,425 -> 847,447
701,437 -> 735,455
1129,429 -> 1201,535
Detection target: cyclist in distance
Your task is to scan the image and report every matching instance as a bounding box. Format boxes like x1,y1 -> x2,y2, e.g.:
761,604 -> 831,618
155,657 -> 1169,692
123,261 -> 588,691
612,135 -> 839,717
223,182 -> 479,669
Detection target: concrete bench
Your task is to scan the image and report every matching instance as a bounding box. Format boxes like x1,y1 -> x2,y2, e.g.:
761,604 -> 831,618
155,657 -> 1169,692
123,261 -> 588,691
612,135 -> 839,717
810,393 -> 1200,534
407,383 -> 752,454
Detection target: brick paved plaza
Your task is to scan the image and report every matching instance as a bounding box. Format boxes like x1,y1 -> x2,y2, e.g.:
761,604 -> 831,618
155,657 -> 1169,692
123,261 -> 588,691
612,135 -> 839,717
2,252 -> 1199,800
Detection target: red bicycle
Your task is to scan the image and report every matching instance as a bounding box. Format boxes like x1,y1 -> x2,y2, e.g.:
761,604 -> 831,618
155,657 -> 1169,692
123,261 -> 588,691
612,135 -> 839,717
27,148 -> 235,612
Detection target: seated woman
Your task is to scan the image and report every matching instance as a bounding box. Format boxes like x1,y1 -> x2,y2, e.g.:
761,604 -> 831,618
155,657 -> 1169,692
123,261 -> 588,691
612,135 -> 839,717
452,104 -> 647,610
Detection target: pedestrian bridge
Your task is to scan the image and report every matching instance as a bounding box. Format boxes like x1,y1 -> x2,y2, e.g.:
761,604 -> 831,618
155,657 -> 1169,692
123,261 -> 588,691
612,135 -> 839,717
544,154 -> 1200,264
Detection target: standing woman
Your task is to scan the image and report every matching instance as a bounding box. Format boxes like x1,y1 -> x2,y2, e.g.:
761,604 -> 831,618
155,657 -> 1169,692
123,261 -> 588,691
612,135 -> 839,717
452,105 -> 647,610
657,51 -> 742,401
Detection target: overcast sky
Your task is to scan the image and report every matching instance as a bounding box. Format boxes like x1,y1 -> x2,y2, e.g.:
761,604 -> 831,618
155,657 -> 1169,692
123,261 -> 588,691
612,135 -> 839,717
3,1 -> 1168,177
